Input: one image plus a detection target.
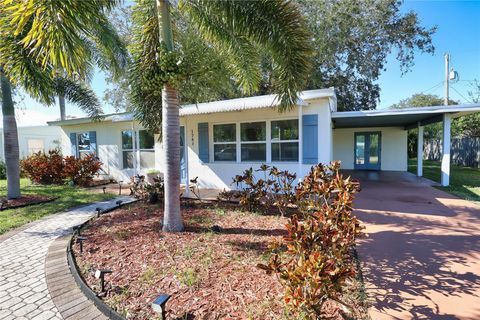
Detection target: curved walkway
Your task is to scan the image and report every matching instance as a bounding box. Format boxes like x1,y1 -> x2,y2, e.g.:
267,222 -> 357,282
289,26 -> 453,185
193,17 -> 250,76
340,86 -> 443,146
355,178 -> 480,320
0,196 -> 134,320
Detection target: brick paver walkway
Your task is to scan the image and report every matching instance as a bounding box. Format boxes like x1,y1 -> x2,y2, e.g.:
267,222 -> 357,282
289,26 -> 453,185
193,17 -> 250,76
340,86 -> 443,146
0,196 -> 135,320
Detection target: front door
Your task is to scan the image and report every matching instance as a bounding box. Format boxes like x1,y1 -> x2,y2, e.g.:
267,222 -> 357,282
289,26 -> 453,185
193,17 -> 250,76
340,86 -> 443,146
354,132 -> 381,170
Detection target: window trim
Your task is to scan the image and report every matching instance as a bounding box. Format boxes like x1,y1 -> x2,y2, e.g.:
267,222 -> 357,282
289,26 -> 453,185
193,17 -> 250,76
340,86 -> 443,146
210,117 -> 300,164
212,123 -> 237,162
270,119 -> 300,162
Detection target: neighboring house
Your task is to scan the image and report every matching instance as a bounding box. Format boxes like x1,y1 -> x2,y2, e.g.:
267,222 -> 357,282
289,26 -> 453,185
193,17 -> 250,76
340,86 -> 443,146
0,125 -> 62,161
48,88 -> 480,188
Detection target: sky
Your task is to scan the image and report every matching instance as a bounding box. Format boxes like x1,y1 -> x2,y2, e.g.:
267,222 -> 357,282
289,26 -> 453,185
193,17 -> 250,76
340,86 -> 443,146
6,0 -> 480,127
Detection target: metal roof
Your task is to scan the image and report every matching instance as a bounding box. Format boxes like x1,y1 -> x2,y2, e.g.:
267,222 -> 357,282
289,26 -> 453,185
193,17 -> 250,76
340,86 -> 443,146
332,104 -> 480,129
48,88 -> 336,126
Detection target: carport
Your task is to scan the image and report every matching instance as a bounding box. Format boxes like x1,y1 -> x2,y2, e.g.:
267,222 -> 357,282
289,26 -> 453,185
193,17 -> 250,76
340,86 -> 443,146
332,104 -> 480,186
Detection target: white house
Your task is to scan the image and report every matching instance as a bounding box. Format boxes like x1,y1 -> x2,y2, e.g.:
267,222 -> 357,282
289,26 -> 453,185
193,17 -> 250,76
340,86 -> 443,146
0,125 -> 62,161
48,88 -> 480,188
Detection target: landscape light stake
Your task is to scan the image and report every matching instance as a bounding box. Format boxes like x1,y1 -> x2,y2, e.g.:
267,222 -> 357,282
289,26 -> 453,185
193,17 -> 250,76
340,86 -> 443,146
95,269 -> 112,293
116,200 -> 123,207
118,181 -> 123,195
152,294 -> 171,320
95,207 -> 102,217
76,236 -> 87,254
102,186 -> 106,194
72,225 -> 82,236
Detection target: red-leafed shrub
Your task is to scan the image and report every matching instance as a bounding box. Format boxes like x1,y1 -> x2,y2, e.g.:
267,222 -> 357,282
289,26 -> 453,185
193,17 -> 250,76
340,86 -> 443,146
21,150 -> 102,187
64,154 -> 102,187
20,149 -> 65,184
258,161 -> 364,319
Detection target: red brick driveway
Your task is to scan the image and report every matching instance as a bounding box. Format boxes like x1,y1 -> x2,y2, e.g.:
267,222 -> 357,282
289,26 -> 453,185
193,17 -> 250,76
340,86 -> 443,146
353,175 -> 480,320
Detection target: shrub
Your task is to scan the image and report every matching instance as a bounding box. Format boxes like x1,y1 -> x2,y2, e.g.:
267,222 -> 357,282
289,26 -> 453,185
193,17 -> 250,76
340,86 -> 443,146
21,150 -> 102,187
0,160 -> 6,180
63,154 -> 102,187
258,161 -> 364,319
20,149 -> 65,184
232,164 -> 296,215
130,174 -> 164,203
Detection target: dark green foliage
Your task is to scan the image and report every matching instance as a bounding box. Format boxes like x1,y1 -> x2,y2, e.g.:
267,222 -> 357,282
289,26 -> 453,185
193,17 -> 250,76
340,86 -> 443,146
0,161 -> 6,180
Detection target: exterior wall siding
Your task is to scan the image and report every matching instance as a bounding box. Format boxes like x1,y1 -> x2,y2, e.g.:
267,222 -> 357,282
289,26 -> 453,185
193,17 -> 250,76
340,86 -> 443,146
332,127 -> 408,171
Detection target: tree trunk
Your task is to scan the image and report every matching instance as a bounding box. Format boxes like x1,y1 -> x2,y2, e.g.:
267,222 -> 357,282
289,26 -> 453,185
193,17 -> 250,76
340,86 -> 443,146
0,71 -> 21,199
156,0 -> 183,232
161,84 -> 183,232
59,93 -> 66,120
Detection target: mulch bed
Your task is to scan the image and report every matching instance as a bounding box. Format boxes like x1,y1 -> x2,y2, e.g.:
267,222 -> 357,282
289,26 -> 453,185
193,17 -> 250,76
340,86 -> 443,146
73,202 -> 365,319
0,194 -> 56,210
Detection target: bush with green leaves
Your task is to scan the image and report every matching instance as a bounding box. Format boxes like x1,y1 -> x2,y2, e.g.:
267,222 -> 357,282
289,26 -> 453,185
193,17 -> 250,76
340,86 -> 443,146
258,161 -> 364,319
0,160 -> 6,180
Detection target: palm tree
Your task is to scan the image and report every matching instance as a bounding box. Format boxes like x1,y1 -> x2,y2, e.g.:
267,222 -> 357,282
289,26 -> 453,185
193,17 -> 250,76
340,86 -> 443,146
130,0 -> 312,231
0,0 -> 126,198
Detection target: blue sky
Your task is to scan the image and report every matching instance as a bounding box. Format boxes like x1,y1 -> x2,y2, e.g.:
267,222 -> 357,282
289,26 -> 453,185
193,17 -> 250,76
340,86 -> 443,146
9,0 -> 480,126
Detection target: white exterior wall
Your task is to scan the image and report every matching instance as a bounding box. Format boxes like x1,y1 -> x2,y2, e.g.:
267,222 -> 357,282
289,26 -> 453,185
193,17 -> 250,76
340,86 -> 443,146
0,126 -> 62,160
55,97 -> 333,187
332,126 -> 408,171
178,98 -> 332,189
58,121 -> 160,182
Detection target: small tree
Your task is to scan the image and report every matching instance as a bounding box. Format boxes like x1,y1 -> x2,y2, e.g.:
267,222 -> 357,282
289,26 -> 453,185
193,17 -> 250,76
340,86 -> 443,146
259,162 -> 364,319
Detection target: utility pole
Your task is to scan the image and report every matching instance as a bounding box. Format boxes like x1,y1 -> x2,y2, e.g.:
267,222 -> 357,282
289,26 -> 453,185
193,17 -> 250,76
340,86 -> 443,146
444,53 -> 449,106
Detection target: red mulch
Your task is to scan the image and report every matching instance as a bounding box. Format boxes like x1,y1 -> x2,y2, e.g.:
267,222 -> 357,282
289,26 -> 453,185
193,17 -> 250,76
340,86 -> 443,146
73,202 -> 363,319
0,194 -> 55,210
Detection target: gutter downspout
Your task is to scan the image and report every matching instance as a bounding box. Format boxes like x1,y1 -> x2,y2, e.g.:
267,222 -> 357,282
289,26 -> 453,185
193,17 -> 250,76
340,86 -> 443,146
184,118 -> 190,197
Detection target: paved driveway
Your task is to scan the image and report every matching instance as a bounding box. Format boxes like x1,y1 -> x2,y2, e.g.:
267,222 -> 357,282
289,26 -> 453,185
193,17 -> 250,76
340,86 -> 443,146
354,175 -> 480,319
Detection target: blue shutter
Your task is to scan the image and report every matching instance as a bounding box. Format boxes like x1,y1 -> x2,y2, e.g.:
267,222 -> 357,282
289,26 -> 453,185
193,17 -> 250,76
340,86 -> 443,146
198,122 -> 209,163
302,115 -> 318,164
69,133 -> 77,157
89,131 -> 97,156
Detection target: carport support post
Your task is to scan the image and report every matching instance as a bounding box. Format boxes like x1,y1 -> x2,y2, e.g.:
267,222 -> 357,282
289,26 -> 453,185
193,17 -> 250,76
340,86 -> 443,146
441,113 -> 451,186
417,123 -> 424,177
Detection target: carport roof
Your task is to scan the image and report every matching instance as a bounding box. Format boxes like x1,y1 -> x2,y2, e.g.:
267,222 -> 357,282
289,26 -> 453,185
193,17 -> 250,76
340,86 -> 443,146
332,104 -> 480,129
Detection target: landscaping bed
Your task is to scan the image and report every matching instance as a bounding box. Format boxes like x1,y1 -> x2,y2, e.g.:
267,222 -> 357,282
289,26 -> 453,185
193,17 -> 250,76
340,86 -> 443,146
73,201 -> 368,320
0,194 -> 56,210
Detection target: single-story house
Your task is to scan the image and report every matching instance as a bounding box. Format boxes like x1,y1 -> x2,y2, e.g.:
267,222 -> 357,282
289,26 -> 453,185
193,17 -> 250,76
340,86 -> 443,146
0,125 -> 62,161
48,88 -> 480,189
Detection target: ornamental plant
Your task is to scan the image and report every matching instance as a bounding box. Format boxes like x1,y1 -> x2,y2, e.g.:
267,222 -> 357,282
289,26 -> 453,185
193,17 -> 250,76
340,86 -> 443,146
232,164 -> 296,215
21,150 -> 102,187
258,161 -> 364,319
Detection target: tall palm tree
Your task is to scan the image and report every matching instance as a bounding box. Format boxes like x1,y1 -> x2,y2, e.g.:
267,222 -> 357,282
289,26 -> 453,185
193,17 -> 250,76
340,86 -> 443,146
0,0 -> 126,198
131,0 -> 312,231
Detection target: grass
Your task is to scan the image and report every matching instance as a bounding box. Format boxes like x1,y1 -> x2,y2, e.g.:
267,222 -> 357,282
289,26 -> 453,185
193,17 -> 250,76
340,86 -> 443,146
0,178 -> 114,235
408,159 -> 480,203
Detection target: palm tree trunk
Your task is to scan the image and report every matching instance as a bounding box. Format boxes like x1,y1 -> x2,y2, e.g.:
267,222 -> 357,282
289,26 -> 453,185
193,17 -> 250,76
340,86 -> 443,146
161,84 -> 183,232
156,0 -> 184,232
59,93 -> 66,120
0,71 -> 21,199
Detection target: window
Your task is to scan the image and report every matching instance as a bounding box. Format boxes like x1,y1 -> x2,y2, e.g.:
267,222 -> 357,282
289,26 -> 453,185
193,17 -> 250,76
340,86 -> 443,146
27,139 -> 44,154
271,119 -> 299,162
241,122 -> 266,162
213,123 -> 236,161
122,130 -> 134,169
77,132 -> 92,158
121,130 -> 155,169
138,130 -> 155,169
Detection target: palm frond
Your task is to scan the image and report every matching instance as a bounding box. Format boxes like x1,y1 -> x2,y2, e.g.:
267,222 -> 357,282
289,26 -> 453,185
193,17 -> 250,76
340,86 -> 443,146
55,77 -> 104,121
182,0 -> 313,111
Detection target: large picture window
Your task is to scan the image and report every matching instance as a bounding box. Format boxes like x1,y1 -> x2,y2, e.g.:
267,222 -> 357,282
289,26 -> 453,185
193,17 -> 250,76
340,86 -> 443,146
121,130 -> 155,169
271,119 -> 299,162
213,124 -> 236,161
241,122 -> 266,162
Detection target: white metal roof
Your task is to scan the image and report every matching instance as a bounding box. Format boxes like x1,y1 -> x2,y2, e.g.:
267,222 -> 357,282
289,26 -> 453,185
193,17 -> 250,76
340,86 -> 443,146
48,88 -> 336,126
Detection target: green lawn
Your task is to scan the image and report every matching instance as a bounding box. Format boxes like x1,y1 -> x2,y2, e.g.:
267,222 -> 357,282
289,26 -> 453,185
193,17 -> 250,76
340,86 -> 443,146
0,179 -> 114,235
408,159 -> 480,203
